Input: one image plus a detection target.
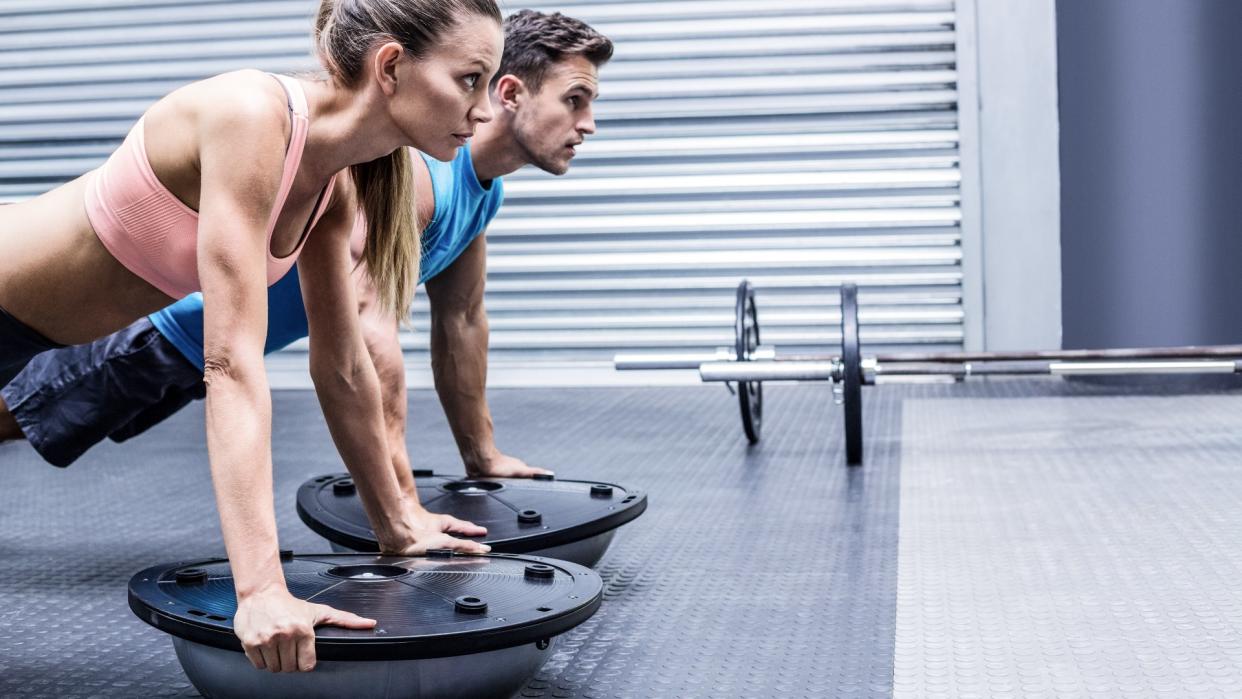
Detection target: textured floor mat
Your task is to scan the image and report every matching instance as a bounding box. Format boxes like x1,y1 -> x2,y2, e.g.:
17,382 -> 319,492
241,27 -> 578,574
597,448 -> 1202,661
896,395 -> 1242,699
4,379 -> 1240,697
0,383 -> 900,698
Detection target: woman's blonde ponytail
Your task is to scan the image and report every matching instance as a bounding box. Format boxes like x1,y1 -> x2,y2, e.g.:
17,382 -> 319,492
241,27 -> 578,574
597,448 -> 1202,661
352,149 -> 418,319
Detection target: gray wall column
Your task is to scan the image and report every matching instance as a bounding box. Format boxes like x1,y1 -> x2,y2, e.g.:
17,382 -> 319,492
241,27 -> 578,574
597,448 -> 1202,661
967,0 -> 1063,351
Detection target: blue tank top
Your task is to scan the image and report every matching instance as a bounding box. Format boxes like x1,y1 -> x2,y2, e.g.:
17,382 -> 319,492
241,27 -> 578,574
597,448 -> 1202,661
149,144 -> 504,370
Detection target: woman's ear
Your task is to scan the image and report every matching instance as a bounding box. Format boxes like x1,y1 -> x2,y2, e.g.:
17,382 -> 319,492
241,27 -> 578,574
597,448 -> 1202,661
371,41 -> 405,95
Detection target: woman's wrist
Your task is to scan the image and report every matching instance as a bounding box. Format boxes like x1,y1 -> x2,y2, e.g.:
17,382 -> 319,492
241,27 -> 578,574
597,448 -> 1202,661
234,574 -> 288,602
371,496 -> 428,547
462,444 -> 502,471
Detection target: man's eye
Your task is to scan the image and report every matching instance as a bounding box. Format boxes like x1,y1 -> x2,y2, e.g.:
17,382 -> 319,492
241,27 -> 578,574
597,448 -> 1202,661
568,96 -> 580,108
464,74 -> 480,89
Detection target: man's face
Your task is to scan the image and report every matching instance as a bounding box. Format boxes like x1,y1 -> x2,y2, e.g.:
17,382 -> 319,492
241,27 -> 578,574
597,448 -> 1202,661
510,54 -> 600,175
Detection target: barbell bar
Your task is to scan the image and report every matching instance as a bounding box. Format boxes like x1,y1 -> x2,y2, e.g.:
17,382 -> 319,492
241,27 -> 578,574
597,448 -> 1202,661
614,281 -> 1242,466
874,344 -> 1242,363
700,358 -> 1242,381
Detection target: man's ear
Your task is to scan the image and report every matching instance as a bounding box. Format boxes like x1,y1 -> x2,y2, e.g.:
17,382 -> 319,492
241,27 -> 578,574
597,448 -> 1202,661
492,74 -> 527,112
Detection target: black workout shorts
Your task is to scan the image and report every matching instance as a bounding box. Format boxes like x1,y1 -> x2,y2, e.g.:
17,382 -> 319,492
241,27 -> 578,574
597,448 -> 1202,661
0,317 -> 205,467
0,301 -> 65,387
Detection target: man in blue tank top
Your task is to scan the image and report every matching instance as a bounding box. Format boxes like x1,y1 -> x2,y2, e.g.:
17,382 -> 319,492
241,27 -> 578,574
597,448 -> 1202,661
0,12 -> 611,543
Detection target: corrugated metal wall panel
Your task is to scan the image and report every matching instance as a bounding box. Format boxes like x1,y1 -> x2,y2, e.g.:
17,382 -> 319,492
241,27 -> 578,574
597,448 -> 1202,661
0,0 -> 966,380
463,0 -> 965,366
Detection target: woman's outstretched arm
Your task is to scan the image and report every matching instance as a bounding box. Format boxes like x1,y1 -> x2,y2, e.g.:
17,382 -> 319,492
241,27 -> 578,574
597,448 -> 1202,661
196,84 -> 373,674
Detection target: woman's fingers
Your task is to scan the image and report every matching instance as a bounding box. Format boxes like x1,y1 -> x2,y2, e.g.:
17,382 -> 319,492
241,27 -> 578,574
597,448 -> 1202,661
243,644 -> 266,670
441,514 -> 488,537
258,643 -> 281,674
429,531 -> 491,554
295,632 -> 317,673
314,603 -> 377,630
278,635 -> 298,673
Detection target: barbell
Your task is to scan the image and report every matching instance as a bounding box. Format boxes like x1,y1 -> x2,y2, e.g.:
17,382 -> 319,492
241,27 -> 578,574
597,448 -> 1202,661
614,280 -> 1242,466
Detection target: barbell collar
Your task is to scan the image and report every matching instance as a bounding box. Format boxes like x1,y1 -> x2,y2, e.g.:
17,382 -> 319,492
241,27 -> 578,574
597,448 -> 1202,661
614,346 -> 776,371
700,359 -> 839,383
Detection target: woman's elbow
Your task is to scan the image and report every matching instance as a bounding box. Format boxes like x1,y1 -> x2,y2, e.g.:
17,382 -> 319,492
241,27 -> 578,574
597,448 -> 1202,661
203,352 -> 241,386
202,351 -> 267,396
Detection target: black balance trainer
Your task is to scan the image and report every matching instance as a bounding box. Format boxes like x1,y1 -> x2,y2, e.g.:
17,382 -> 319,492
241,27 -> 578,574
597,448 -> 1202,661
297,471 -> 647,567
129,551 -> 602,699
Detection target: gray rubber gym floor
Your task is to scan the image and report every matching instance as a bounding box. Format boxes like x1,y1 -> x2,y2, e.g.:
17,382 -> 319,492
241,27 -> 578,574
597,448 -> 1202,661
3,378 -> 1242,698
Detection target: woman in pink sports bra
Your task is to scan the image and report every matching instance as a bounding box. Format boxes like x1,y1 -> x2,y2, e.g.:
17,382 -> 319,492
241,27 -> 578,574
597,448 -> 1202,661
0,0 -> 501,674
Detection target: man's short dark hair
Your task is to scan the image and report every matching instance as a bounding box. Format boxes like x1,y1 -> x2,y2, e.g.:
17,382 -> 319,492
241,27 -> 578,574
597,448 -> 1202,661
493,10 -> 614,92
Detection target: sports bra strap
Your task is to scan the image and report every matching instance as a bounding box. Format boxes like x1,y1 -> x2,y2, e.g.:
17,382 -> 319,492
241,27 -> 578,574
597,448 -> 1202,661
262,74 -> 312,250
269,73 -> 310,118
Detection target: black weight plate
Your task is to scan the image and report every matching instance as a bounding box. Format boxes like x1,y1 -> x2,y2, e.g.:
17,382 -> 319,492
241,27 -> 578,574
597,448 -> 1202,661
840,283 -> 864,465
735,280 -> 762,443
128,552 -> 602,661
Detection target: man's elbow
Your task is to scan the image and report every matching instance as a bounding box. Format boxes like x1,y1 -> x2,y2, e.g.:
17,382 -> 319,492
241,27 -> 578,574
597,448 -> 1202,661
434,306 -> 488,339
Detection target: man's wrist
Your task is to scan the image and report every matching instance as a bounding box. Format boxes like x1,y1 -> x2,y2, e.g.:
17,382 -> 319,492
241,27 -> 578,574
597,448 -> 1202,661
462,445 -> 502,471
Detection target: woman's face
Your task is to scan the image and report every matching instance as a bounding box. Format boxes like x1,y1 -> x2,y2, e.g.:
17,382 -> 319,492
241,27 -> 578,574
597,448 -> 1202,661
389,14 -> 503,161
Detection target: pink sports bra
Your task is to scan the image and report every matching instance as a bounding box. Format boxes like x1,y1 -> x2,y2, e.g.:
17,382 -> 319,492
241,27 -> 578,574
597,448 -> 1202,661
85,73 -> 336,299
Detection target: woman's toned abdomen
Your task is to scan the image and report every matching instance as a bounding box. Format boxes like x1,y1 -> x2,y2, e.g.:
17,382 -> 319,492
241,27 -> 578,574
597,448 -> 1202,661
0,174 -> 175,345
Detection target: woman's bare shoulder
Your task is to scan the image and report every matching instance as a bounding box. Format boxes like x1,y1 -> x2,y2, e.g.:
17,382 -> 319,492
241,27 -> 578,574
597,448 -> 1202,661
147,70 -> 292,148
194,70 -> 291,131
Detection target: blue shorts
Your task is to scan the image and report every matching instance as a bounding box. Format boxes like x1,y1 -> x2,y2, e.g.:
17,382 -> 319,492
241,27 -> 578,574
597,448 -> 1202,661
0,317 -> 204,467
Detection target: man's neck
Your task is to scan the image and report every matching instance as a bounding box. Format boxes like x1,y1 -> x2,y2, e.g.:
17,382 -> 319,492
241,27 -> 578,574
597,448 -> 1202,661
468,116 -> 528,183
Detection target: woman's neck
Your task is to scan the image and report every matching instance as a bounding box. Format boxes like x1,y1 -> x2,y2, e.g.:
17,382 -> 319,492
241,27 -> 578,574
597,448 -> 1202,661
299,77 -> 409,179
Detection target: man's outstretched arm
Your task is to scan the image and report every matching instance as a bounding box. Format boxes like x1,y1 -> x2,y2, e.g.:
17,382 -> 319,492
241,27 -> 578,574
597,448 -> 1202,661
423,234 -> 549,478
